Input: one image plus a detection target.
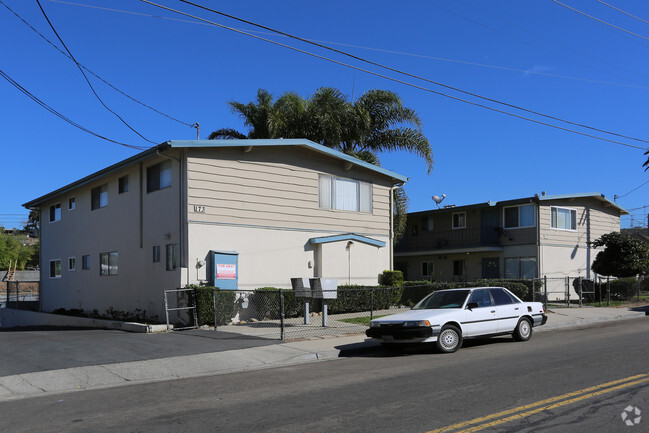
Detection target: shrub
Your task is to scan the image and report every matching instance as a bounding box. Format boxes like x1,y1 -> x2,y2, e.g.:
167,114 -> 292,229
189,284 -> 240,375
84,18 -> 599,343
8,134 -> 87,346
379,270 -> 404,287
252,288 -> 303,320
189,285 -> 237,326
328,285 -> 403,314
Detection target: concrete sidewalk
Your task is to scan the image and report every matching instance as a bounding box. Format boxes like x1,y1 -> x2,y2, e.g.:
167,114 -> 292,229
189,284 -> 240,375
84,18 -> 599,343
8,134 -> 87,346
0,306 -> 646,402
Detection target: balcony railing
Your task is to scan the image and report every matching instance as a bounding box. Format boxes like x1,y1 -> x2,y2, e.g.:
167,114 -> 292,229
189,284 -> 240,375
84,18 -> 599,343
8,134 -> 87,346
395,227 -> 501,252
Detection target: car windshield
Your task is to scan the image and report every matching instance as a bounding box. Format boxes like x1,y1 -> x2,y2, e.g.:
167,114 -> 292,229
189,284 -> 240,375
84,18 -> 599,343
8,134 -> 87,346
412,290 -> 470,310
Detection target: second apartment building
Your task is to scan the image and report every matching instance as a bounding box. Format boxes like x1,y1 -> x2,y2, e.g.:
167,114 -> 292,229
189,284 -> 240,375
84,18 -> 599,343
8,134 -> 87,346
394,193 -> 627,282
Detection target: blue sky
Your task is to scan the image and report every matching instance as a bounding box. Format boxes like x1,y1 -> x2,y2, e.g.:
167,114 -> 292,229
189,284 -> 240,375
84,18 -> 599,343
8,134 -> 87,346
1,0 -> 648,229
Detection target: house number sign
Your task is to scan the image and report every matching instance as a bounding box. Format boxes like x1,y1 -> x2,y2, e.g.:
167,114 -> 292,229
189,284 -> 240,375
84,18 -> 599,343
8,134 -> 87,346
194,205 -> 206,213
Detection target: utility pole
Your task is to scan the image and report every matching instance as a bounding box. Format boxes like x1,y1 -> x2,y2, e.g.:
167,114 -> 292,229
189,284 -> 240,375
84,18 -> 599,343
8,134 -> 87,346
192,123 -> 200,140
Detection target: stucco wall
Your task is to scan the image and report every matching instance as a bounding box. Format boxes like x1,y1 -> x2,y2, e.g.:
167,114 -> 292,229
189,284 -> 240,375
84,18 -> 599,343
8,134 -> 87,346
38,153 -> 182,320
187,223 -> 389,289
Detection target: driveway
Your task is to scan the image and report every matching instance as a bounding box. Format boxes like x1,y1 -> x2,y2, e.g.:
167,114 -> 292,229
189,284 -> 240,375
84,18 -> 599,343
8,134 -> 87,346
0,327 -> 278,376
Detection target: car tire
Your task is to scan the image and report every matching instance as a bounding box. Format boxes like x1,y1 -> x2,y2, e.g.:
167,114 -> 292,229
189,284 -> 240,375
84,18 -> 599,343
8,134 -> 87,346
436,325 -> 462,353
513,318 -> 532,342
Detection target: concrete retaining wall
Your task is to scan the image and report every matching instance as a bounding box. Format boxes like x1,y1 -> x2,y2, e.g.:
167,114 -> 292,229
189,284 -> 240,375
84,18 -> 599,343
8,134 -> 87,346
0,308 -> 154,332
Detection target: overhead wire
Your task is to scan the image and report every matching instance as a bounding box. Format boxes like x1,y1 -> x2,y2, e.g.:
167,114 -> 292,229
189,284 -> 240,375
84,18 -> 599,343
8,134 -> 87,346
1,0 -> 195,128
450,0 -> 649,84
552,0 -> 649,43
598,1 -> 649,26
0,67 -> 148,150
35,0 -> 157,144
135,0 -> 649,150
177,0 -> 649,147
616,179 -> 649,200
48,0 -> 649,90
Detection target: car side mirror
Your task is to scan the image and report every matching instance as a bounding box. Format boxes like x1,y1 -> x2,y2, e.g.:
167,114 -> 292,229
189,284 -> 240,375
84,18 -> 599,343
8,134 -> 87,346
466,302 -> 479,310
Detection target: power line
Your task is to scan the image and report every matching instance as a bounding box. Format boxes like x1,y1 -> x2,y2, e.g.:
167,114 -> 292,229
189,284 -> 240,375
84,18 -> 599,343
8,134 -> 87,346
137,0 -> 649,150
178,0 -> 649,147
49,0 -> 649,90
0,67 -> 148,150
616,179 -> 649,200
552,0 -> 649,43
0,0 -> 195,128
598,1 -> 649,26
36,0 -> 157,144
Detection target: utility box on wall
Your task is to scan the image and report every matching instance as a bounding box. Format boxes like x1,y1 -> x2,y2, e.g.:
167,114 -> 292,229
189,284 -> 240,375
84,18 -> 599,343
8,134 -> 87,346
209,250 -> 239,290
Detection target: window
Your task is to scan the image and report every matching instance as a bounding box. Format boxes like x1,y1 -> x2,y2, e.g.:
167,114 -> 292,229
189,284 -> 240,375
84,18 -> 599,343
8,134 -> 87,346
319,175 -> 372,213
147,160 -> 172,193
551,206 -> 577,231
166,244 -> 178,271
453,259 -> 466,277
49,259 -> 61,278
421,217 -> 434,232
452,212 -> 466,229
153,245 -> 161,263
505,257 -> 537,279
504,204 -> 535,229
422,261 -> 434,278
82,255 -> 90,270
91,184 -> 108,210
49,203 -> 61,222
489,288 -> 519,305
100,251 -> 118,276
118,175 -> 129,194
68,197 -> 76,210
68,257 -> 76,271
467,289 -> 493,308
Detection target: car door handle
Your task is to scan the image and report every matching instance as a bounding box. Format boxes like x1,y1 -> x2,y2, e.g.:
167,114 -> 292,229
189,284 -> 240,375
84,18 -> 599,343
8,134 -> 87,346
491,310 -> 496,313
515,307 -> 519,310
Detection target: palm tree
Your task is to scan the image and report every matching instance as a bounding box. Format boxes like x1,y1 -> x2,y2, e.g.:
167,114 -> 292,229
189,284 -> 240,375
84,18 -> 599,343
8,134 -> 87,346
210,87 -> 433,239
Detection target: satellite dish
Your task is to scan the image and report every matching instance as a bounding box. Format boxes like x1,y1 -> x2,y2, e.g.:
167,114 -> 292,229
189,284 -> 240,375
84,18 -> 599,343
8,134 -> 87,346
432,194 -> 447,208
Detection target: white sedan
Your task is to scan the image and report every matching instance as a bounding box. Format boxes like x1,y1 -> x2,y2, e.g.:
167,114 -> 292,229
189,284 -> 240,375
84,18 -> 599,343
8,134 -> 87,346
366,287 -> 547,353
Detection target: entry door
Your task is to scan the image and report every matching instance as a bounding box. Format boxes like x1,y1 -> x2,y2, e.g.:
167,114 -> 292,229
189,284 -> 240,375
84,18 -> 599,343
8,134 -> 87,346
210,251 -> 239,290
482,258 -> 500,279
463,289 -> 498,336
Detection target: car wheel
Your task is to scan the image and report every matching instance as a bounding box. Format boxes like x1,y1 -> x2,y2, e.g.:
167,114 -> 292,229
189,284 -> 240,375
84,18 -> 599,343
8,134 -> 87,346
436,325 -> 462,353
513,318 -> 532,342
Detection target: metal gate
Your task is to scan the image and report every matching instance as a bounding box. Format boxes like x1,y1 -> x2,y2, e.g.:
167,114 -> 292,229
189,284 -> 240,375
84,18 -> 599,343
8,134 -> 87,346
164,288 -> 198,331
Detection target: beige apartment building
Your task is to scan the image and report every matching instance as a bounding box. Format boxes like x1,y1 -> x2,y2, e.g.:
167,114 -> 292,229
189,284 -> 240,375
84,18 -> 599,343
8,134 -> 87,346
23,139 -> 407,319
394,193 -> 628,282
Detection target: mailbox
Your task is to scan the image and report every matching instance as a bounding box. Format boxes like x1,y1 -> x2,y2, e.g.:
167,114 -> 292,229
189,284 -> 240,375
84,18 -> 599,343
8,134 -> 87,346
310,278 -> 338,299
291,278 -> 312,298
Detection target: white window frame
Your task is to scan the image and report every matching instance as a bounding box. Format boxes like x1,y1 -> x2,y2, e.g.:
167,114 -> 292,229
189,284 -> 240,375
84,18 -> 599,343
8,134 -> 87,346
68,257 -> 76,272
49,203 -> 61,223
422,261 -> 434,278
550,206 -> 577,231
318,175 -> 372,213
452,212 -> 466,229
49,259 -> 61,279
68,197 -> 76,211
503,204 -> 535,229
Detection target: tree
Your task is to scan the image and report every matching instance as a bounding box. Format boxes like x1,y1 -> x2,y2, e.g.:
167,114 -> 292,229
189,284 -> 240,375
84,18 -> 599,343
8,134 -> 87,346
23,209 -> 40,237
210,87 -> 433,240
591,232 -> 649,277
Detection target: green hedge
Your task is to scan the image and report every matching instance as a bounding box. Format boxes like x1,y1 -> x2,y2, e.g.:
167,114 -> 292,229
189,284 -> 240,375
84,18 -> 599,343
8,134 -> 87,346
379,270 -> 404,287
327,285 -> 403,314
189,286 -> 237,326
252,288 -> 303,319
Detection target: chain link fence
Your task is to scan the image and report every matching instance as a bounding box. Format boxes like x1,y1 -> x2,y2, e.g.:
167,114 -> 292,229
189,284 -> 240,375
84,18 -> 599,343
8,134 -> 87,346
2,281 -> 40,310
170,278 -> 646,340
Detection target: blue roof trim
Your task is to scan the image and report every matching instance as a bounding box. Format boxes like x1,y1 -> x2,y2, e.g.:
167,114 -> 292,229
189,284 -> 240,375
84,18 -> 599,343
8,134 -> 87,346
166,139 -> 408,183
309,233 -> 386,248
538,192 -> 628,215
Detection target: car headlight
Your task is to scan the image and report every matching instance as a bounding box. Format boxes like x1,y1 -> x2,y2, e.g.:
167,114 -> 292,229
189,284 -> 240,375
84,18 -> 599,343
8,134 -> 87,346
403,320 -> 431,327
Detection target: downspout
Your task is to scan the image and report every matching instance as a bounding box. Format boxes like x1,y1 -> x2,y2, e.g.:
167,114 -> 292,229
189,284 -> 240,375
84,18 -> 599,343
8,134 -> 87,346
389,185 -> 394,270
536,199 -> 541,278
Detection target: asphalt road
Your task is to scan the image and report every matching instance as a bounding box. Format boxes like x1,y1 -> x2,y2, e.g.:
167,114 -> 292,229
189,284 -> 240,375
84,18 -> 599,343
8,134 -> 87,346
0,327 -> 277,376
1,319 -> 648,433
